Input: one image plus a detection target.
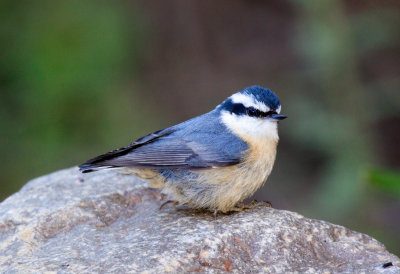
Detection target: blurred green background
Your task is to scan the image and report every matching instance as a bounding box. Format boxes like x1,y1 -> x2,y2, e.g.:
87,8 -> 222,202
1,0 -> 399,255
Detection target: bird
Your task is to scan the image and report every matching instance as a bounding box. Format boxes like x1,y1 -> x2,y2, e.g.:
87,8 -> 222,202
79,85 -> 286,213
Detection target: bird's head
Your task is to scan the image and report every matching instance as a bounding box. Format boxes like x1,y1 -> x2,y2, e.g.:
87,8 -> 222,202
218,85 -> 286,141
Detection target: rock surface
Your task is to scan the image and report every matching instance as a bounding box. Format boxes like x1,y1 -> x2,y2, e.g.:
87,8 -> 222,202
0,167 -> 399,273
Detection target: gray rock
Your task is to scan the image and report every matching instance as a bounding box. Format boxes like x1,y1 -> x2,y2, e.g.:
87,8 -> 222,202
0,167 -> 399,273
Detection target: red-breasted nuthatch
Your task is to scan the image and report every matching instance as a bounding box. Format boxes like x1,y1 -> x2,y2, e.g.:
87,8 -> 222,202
79,85 -> 286,213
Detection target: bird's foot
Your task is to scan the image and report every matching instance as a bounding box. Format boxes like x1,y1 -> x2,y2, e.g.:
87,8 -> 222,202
231,200 -> 272,212
159,200 -> 179,210
213,209 -> 218,219
258,200 -> 273,208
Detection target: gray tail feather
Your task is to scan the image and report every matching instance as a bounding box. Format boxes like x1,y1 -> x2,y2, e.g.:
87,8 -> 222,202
78,145 -> 134,173
78,127 -> 173,174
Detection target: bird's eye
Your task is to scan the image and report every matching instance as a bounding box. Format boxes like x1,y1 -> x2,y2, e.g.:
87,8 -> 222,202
247,107 -> 257,117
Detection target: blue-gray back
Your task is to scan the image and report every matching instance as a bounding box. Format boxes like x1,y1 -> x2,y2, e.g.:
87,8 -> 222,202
79,108 -> 248,171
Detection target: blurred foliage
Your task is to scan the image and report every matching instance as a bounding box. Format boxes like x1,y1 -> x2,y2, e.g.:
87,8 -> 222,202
366,168 -> 400,197
0,0 -> 160,199
288,0 -> 398,219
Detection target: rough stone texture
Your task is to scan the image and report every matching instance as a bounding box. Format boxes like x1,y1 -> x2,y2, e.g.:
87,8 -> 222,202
0,168 -> 399,273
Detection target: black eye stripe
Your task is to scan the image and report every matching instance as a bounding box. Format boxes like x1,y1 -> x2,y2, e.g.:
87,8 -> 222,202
265,110 -> 277,116
220,100 -> 276,118
247,107 -> 276,118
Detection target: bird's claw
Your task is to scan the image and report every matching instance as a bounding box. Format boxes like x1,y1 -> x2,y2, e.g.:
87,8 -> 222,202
230,200 -> 272,212
159,200 -> 179,210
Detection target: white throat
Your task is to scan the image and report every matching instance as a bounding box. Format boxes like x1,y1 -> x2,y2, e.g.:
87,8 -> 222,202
220,111 -> 279,141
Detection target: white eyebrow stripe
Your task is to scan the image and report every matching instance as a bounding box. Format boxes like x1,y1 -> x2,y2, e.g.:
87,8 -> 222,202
230,93 -> 269,112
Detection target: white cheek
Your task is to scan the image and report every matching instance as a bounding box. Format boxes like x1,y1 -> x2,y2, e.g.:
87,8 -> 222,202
221,112 -> 279,141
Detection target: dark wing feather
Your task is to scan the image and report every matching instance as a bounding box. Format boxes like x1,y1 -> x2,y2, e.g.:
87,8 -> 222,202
79,128 -> 241,173
103,142 -> 239,169
79,128 -> 175,172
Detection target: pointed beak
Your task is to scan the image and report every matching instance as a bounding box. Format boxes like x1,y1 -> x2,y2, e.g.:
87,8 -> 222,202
268,114 -> 287,121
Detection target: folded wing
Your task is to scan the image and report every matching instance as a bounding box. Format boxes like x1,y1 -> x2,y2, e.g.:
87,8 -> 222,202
79,127 -> 242,173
